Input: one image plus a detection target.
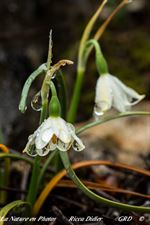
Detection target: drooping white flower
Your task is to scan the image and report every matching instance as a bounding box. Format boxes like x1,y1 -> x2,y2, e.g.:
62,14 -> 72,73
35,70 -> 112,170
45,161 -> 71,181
23,116 -> 85,156
94,74 -> 145,115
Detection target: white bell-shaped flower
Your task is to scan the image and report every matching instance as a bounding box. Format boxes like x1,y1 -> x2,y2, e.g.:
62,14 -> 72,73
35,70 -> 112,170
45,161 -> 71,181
23,116 -> 85,156
94,74 -> 145,115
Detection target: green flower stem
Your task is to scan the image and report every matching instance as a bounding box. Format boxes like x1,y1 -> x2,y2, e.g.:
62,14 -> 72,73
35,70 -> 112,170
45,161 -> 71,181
77,111 -> 150,134
60,151 -> 150,213
37,150 -> 57,189
85,39 -> 108,75
40,74 -> 51,123
27,101 -> 48,206
40,100 -> 48,124
67,67 -> 85,123
26,51 -> 56,206
26,155 -> 41,206
27,35 -> 54,206
50,81 -> 57,96
67,0 -> 107,123
49,82 -> 61,117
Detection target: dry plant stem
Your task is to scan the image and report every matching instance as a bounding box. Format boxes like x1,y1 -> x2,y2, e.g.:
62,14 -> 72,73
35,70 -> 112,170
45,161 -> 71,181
84,0 -> 130,63
40,60 -> 73,123
78,0 -> 107,67
94,0 -> 130,40
47,30 -> 53,70
33,160 -> 150,215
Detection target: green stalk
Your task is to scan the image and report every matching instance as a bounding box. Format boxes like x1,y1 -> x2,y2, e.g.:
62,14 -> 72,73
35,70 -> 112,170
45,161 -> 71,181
77,111 -> 150,134
26,108 -> 46,206
67,67 -> 85,123
40,100 -> 48,124
60,151 -> 150,213
67,0 -> 107,123
26,156 -> 41,206
37,150 -> 57,188
26,34 -> 54,206
67,0 -> 129,123
0,153 -> 33,165
84,39 -> 108,75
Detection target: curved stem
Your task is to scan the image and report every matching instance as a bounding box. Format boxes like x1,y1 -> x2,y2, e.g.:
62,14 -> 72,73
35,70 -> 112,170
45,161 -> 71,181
0,153 -> 33,165
85,39 -> 108,74
60,151 -> 150,213
94,0 -> 130,41
0,200 -> 31,225
77,111 -> 150,134
19,63 -> 47,113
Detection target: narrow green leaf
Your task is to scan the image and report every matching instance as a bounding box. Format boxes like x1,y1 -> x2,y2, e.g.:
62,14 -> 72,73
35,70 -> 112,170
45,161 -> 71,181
77,111 -> 150,134
0,200 -> 31,225
0,153 -> 33,165
19,63 -> 47,113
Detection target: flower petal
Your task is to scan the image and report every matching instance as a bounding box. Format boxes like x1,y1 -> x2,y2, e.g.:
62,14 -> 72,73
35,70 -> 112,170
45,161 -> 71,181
95,75 -> 113,112
68,123 -> 85,151
53,117 -> 71,143
23,133 -> 37,156
110,78 -> 131,112
36,147 -> 51,156
35,136 -> 47,149
42,129 -> 53,142
111,75 -> 145,105
57,139 -> 71,151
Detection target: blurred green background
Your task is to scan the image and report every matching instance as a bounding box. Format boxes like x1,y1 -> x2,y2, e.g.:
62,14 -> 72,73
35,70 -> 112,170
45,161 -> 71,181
0,0 -> 149,149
